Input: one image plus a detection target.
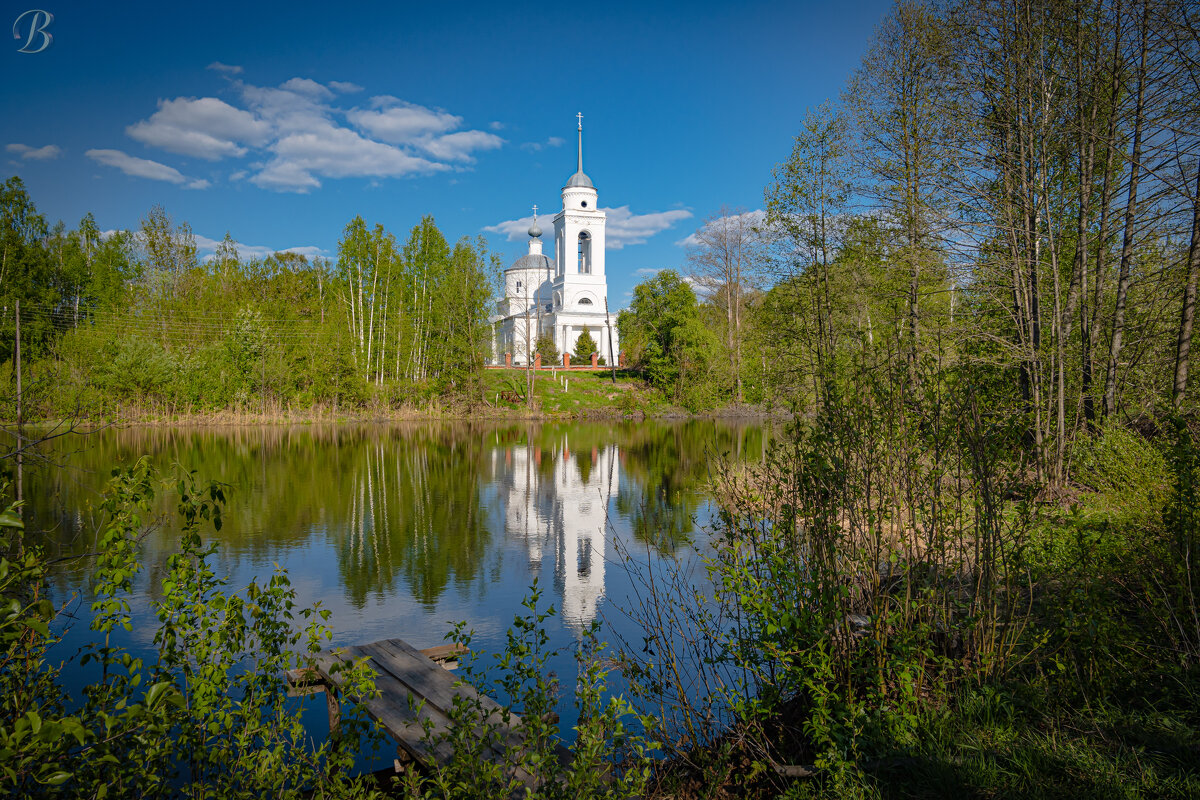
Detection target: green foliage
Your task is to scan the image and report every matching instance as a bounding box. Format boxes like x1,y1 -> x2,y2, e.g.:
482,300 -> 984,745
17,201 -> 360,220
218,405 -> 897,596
620,270 -> 724,409
92,337 -> 178,403
1069,422 -> 1170,503
402,582 -> 656,799
2,188 -> 500,421
535,331 -> 559,365
572,327 -> 598,363
0,464 -> 383,799
1154,419 -> 1200,661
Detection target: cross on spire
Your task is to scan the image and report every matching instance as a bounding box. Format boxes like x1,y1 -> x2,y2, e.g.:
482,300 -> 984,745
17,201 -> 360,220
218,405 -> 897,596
532,204 -> 538,219
576,112 -> 584,173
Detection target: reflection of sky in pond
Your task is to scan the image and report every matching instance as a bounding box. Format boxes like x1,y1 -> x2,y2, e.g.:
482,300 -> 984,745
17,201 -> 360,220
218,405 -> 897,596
17,420 -> 771,773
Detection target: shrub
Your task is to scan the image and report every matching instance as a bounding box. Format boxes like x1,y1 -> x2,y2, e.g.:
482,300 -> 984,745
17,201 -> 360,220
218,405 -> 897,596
401,582 -> 657,799
0,463 -> 382,799
1069,422 -> 1169,504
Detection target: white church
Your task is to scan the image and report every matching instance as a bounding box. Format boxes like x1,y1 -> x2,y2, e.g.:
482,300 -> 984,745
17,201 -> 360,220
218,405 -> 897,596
491,115 -> 619,365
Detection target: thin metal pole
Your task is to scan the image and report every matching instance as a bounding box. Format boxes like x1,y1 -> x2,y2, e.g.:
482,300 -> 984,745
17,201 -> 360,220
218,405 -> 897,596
604,298 -> 616,384
14,299 -> 21,430
14,299 -> 23,541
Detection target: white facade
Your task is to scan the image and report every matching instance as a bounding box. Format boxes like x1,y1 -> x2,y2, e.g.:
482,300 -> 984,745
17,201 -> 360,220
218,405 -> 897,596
491,117 -> 619,365
495,439 -> 616,632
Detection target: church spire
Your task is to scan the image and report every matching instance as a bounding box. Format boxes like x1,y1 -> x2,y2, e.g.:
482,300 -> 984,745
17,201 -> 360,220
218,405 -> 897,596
565,112 -> 594,189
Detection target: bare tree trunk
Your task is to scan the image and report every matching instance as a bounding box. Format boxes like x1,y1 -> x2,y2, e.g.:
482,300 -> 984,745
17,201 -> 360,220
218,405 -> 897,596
1174,164 -> 1200,408
1104,3 -> 1149,420
1084,0 -> 1125,428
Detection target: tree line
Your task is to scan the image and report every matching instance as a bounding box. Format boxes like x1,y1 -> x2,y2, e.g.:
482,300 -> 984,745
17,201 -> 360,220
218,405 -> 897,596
620,0 -> 1199,471
608,2 -> 1200,796
0,180 -> 499,419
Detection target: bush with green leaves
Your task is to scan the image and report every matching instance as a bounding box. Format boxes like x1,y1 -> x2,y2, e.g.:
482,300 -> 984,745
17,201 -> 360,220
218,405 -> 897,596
401,581 -> 657,799
535,332 -> 559,366
0,463 -> 382,799
572,328 -> 599,365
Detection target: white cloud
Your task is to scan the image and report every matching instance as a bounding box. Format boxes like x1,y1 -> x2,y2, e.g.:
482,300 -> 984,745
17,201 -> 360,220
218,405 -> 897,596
521,136 -> 565,152
194,233 -> 324,261
252,125 -> 446,192
347,99 -> 461,142
635,267 -> 662,276
675,209 -> 766,248
86,148 -> 208,187
414,130 -> 504,162
482,215 -> 545,241
605,206 -> 693,249
207,62 -> 243,75
6,143 -> 61,160
279,77 -> 334,100
106,73 -> 502,193
489,121 -> 504,131
484,206 -> 692,250
127,97 -> 271,160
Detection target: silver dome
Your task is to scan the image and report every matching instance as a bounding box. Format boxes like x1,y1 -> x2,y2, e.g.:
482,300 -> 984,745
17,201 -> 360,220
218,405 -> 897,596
506,253 -> 555,272
565,170 -> 594,189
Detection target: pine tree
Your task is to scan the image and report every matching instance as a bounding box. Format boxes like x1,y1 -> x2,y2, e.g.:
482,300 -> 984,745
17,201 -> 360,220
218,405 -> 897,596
572,326 -> 598,364
535,331 -> 558,364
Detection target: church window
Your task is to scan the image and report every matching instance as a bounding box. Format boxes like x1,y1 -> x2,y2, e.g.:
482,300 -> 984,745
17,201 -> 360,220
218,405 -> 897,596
516,280 -> 522,293
581,200 -> 588,208
578,297 -> 593,306
578,230 -> 591,274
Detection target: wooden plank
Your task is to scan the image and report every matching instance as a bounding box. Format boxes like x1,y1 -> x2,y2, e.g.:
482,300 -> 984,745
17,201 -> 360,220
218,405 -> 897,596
419,642 -> 470,663
359,640 -> 503,721
354,642 -> 517,756
358,640 -> 545,780
374,640 -> 573,775
285,666 -> 329,697
378,639 -> 573,768
299,636 -> 569,789
330,645 -> 458,766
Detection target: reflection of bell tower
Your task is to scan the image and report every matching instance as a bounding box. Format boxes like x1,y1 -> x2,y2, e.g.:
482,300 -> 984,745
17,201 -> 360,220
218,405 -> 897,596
551,438 -> 614,632
496,434 -> 617,634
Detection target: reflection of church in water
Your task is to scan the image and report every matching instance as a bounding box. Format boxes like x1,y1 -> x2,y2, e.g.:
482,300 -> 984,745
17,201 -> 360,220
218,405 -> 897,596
494,439 -> 617,632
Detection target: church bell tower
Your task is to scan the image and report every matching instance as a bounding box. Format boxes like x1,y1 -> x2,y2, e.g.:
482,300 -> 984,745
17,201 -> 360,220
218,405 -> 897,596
553,113 -> 606,281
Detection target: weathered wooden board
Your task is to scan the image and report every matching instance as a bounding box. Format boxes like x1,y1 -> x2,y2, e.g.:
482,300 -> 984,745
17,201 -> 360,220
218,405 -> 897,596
289,635 -> 563,787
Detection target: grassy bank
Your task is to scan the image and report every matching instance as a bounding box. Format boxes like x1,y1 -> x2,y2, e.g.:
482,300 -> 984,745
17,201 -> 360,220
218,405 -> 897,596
3,368 -> 783,426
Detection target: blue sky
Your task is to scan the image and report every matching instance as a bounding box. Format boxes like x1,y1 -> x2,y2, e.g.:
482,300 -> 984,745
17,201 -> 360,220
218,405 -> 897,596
2,0 -> 892,306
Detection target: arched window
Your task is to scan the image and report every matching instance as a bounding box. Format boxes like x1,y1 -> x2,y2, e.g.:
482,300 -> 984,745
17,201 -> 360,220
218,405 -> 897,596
578,230 -> 591,274
578,297 -> 593,306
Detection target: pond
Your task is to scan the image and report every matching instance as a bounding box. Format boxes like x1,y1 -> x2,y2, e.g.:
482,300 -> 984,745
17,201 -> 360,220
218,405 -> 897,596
15,419 -> 771,770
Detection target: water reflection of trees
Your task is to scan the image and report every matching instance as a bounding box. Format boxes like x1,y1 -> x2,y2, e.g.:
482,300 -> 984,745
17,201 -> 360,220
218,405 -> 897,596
22,419 -> 772,609
614,421 -> 768,553
25,425 -> 495,608
333,428 -> 492,609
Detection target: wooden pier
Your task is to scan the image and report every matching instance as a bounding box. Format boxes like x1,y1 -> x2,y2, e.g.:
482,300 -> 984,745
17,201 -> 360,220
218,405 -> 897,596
286,637 -> 559,785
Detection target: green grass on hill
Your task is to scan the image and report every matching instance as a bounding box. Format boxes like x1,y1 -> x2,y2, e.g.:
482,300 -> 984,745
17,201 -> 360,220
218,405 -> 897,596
481,368 -> 672,417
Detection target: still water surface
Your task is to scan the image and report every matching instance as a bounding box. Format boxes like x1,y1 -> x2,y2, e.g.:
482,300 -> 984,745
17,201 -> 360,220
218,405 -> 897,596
22,419 -> 768,764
